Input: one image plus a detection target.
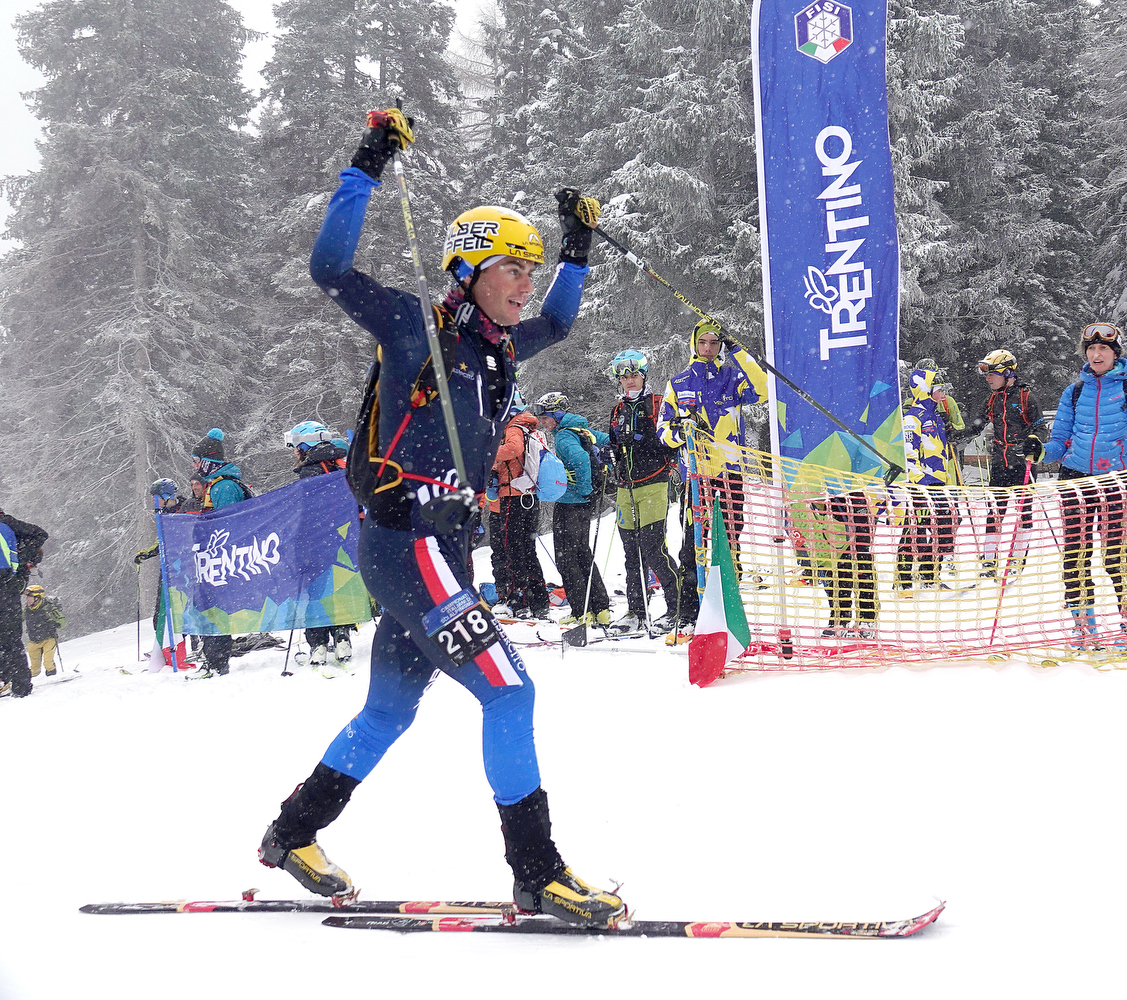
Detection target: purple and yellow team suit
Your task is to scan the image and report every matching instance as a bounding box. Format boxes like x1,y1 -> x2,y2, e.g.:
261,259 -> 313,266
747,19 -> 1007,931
310,168 -> 588,805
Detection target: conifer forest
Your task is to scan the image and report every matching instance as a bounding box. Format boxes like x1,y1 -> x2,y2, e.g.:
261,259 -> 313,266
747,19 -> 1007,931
2,0 -> 1125,634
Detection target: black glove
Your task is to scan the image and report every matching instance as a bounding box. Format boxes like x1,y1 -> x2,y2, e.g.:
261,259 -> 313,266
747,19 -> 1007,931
350,108 -> 415,181
717,328 -> 738,351
597,445 -> 615,467
556,188 -> 600,267
969,417 -> 985,435
1022,435 -> 1043,460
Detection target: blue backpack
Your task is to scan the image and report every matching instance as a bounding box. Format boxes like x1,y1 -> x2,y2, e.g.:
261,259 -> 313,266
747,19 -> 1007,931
511,428 -> 568,502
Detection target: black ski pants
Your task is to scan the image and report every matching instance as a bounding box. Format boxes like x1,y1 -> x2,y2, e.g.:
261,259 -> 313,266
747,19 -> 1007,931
0,578 -> 31,696
620,522 -> 679,618
552,497 -> 609,617
490,495 -> 548,613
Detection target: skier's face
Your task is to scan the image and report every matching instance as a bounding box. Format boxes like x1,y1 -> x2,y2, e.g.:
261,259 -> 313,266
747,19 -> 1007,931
472,257 -> 536,327
983,372 -> 1007,392
695,332 -> 721,360
618,372 -> 644,395
1086,343 -> 1117,376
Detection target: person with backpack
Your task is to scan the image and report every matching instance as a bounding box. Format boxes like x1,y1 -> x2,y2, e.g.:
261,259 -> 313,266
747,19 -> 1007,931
258,109 -> 624,927
533,392 -> 615,629
23,584 -> 65,678
0,508 -> 48,699
1037,322 -> 1127,647
190,428 -> 252,675
969,349 -> 1047,577
487,404 -> 553,619
285,420 -> 360,664
606,350 -> 680,634
287,420 -> 348,479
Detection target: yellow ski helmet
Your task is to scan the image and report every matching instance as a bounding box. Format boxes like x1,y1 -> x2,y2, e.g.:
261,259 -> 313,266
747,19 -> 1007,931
441,206 -> 544,276
976,349 -> 1016,376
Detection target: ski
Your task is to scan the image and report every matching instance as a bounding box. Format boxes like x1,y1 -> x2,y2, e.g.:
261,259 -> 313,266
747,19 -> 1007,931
81,894 -> 945,938
80,895 -> 514,916
323,900 -> 945,939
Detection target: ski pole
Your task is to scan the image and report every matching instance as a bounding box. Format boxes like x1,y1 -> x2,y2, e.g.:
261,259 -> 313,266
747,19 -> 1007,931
594,224 -> 905,483
389,127 -> 475,534
136,564 -> 142,662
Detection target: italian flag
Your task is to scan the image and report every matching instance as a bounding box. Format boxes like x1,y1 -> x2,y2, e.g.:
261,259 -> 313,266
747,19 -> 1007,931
688,498 -> 751,687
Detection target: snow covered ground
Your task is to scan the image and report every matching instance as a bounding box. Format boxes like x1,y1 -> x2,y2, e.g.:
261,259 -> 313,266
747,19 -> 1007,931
3,535 -> 1126,999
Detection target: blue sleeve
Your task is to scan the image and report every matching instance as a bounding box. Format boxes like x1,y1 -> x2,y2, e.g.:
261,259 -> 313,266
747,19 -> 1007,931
308,169 -> 425,351
540,261 -> 588,328
593,429 -> 610,448
309,168 -> 380,286
1041,384 -> 1076,466
511,262 -> 589,364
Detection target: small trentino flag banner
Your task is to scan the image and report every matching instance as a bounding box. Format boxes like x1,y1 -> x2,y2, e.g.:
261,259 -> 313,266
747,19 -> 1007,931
688,498 -> 752,687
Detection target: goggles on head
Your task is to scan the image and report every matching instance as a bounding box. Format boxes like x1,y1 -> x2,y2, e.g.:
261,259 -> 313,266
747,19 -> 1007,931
977,363 -> 1009,375
1082,322 -> 1121,345
610,357 -> 646,377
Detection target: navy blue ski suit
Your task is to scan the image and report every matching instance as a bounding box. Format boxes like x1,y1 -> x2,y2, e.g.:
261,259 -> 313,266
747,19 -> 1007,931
310,168 -> 588,805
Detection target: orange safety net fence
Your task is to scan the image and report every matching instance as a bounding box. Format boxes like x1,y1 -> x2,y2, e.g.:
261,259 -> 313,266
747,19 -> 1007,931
684,433 -> 1127,672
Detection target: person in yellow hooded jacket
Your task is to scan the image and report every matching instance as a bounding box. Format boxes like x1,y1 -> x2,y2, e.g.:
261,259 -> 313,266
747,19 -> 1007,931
656,319 -> 768,629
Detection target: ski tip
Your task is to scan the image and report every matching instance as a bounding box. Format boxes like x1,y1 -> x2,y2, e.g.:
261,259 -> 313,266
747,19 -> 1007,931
896,899 -> 946,936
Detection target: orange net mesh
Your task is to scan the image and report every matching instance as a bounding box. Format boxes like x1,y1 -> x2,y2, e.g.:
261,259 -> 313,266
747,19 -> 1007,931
684,433 -> 1127,672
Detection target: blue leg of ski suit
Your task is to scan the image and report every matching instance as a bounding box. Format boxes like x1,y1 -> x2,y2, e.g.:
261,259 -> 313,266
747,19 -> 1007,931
320,521 -> 540,806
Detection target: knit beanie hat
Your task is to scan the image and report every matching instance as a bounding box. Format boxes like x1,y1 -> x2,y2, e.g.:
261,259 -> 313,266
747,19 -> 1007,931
192,428 -> 225,462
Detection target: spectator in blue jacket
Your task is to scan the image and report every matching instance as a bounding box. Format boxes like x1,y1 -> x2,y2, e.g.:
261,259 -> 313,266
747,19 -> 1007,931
1039,322 -> 1127,646
534,392 -> 612,628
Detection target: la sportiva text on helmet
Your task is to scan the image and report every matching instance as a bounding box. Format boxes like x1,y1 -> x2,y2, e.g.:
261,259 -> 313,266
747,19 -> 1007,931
441,206 -> 545,275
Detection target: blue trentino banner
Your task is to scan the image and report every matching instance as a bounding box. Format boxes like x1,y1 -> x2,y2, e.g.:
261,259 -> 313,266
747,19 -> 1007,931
752,0 -> 904,478
158,471 -> 371,635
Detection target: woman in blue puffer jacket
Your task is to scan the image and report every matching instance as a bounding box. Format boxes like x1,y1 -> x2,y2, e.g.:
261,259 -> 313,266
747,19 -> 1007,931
1040,322 -> 1127,643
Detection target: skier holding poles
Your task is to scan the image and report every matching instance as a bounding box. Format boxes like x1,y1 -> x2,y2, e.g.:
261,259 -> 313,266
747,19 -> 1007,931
606,349 -> 680,635
258,108 -> 625,928
657,319 -> 769,635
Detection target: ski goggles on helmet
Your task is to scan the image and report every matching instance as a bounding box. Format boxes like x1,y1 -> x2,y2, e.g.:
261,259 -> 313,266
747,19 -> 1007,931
976,362 -> 1011,375
609,356 -> 647,377
1082,322 -> 1122,345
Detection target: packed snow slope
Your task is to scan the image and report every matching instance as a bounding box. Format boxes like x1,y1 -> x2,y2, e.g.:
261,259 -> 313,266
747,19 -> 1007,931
2,547 -> 1126,998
